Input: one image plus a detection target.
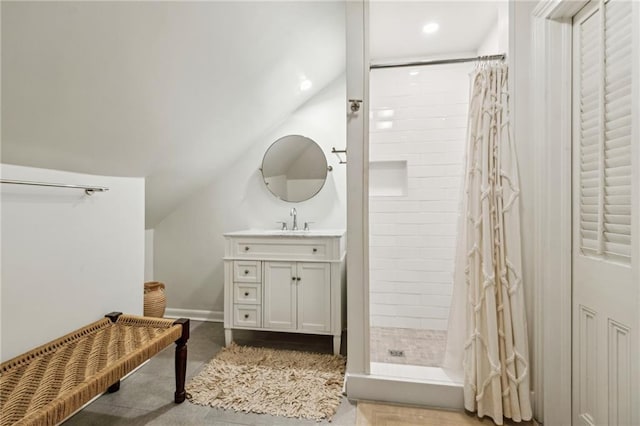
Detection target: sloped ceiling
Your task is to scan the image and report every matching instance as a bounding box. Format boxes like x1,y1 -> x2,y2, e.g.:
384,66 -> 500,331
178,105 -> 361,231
1,1 -> 345,227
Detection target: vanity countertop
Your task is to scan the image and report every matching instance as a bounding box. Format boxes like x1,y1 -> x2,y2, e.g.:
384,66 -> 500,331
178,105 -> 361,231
223,229 -> 345,238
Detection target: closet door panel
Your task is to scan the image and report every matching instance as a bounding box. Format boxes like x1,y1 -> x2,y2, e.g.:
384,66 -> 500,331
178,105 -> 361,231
572,1 -> 638,425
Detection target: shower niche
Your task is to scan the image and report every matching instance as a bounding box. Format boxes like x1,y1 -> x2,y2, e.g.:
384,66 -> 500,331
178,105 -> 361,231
369,160 -> 407,197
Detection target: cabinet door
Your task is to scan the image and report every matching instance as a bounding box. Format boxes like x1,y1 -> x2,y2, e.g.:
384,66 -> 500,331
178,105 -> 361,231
297,262 -> 331,332
263,261 -> 297,330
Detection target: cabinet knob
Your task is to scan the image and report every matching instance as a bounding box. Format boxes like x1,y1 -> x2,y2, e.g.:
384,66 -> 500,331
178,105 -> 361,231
244,292 -> 249,296
244,314 -> 249,319
312,248 -> 318,253
244,246 -> 250,251
296,277 -> 301,281
244,270 -> 249,274
292,276 -> 296,281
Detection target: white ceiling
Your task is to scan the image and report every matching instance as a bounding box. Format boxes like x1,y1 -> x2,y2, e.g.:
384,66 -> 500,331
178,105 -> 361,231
1,1 -> 345,227
370,1 -> 501,61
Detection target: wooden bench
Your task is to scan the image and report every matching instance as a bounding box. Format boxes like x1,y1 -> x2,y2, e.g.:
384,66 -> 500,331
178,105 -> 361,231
0,312 -> 190,426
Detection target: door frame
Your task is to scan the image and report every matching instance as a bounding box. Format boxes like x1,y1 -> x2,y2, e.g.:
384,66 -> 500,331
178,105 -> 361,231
343,0 -> 464,408
345,0 -> 370,378
531,1 -> 588,425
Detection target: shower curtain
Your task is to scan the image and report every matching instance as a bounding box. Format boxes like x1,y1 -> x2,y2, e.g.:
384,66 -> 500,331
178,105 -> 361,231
444,62 -> 532,425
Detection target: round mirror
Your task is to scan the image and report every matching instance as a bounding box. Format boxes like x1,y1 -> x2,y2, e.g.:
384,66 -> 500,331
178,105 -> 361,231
261,135 -> 329,202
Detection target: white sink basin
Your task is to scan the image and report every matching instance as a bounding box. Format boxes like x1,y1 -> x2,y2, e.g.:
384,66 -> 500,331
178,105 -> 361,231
224,229 -> 345,238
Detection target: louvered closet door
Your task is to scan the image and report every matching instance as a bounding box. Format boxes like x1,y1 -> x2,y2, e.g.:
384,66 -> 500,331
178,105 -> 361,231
572,1 -> 639,425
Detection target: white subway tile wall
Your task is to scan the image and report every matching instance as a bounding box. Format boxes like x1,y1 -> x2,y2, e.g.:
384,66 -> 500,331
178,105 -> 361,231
369,63 -> 472,331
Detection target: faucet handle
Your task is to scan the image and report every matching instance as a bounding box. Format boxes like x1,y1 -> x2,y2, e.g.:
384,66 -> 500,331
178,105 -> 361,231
276,221 -> 288,231
303,221 -> 314,231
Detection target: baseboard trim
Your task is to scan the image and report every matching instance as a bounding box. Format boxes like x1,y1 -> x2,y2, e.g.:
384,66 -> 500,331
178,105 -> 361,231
164,308 -> 223,323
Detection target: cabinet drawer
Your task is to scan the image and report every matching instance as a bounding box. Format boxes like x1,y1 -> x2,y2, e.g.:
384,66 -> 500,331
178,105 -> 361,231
234,283 -> 261,304
233,305 -> 262,328
233,261 -> 261,282
233,239 -> 330,261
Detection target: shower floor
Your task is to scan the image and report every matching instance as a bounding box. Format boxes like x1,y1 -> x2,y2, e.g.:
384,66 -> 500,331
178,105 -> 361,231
370,327 -> 447,367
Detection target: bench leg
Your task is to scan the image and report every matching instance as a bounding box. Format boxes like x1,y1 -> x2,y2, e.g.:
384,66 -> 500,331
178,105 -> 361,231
173,318 -> 190,404
107,380 -> 120,393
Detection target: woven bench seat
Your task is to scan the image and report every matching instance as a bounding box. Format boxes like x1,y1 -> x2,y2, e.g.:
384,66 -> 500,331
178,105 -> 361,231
0,313 -> 189,426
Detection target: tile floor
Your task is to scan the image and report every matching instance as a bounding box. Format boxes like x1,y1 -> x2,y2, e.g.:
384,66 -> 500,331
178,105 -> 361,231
64,321 -> 356,426
61,321 -> 518,426
369,327 -> 447,367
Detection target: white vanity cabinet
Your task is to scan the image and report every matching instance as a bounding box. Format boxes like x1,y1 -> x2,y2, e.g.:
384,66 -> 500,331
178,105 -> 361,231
264,261 -> 331,332
223,230 -> 345,355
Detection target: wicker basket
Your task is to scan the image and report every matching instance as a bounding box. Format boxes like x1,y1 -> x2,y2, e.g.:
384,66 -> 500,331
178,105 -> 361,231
144,281 -> 166,317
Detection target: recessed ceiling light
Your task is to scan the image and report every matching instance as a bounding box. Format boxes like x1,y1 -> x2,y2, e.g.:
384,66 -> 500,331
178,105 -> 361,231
422,22 -> 439,34
409,70 -> 419,76
300,79 -> 313,91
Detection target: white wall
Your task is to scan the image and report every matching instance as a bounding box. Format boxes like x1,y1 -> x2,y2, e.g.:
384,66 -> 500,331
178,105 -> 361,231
509,0 -> 538,409
1,165 -> 144,361
1,1 -> 346,228
477,1 -> 509,56
154,77 -> 346,315
145,229 -> 154,282
369,63 -> 472,331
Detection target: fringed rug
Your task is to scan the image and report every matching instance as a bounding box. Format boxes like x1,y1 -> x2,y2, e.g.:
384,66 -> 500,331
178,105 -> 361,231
185,343 -> 346,421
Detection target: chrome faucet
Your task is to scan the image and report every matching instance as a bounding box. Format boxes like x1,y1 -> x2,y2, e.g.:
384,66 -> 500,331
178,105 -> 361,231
290,208 -> 298,231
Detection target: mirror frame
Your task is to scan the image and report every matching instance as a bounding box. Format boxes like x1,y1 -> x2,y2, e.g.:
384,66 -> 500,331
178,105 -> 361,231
260,134 -> 331,203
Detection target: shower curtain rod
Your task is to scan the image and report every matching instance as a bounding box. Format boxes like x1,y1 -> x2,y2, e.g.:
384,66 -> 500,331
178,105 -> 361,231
370,53 -> 506,70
